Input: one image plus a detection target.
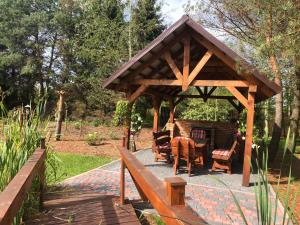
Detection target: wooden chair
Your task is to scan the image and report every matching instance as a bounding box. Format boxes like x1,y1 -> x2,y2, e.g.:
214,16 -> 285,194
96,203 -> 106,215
190,127 -> 208,167
171,137 -> 197,176
190,127 -> 207,144
153,130 -> 171,162
211,138 -> 239,174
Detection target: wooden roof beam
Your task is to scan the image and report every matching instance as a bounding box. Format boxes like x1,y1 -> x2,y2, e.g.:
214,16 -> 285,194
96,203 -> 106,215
176,95 -> 236,100
121,33 -> 185,83
187,50 -> 213,86
127,85 -> 148,103
225,86 -> 248,109
182,35 -> 190,91
132,79 -> 250,87
163,52 -> 183,81
195,87 -> 204,97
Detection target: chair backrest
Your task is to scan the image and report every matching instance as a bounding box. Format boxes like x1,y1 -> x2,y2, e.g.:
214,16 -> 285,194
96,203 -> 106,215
227,138 -> 239,159
171,137 -> 196,160
153,130 -> 171,146
190,127 -> 206,142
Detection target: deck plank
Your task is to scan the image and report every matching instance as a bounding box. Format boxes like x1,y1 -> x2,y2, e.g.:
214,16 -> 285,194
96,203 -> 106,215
25,190 -> 140,225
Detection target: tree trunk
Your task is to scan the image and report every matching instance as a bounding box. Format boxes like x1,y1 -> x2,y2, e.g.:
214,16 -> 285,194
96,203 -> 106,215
268,55 -> 283,161
287,66 -> 300,152
264,101 -> 269,140
55,91 -> 65,141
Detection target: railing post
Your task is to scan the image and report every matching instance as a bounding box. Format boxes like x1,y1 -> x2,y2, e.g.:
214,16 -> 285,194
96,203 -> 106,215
39,137 -> 46,211
122,136 -> 126,148
164,177 -> 187,206
120,159 -> 125,205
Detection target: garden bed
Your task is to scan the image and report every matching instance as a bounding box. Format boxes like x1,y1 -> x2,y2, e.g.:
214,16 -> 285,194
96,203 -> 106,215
48,122 -> 153,157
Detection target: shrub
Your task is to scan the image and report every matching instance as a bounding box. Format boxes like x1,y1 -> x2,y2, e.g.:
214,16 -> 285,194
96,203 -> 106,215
109,131 -> 121,140
85,132 -> 104,146
93,118 -> 101,127
131,113 -> 143,134
112,100 -> 130,126
74,121 -> 81,130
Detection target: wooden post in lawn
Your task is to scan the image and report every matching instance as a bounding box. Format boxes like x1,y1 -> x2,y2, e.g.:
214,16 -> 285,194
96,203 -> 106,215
55,91 -> 65,141
242,86 -> 256,187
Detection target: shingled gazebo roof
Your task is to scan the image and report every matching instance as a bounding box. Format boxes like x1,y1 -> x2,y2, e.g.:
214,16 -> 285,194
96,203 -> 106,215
103,15 -> 280,102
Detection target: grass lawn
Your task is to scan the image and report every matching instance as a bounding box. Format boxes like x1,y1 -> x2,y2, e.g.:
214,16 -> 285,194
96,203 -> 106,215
54,152 -> 116,183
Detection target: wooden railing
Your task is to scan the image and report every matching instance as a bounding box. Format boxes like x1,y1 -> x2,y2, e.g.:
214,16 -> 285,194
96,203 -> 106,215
119,146 -> 206,225
0,139 -> 46,225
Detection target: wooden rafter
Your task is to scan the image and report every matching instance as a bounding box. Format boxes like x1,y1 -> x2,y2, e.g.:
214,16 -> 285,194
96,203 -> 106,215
174,97 -> 184,106
121,34 -> 185,83
176,95 -> 235,100
127,85 -> 148,103
227,99 -> 242,112
188,50 -> 213,86
207,87 -> 217,96
204,87 -> 217,102
163,52 -> 183,81
195,87 -> 204,97
132,79 -> 250,87
225,86 -> 248,109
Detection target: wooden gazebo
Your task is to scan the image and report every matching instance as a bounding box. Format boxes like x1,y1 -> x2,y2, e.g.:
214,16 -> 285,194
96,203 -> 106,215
103,15 -> 281,187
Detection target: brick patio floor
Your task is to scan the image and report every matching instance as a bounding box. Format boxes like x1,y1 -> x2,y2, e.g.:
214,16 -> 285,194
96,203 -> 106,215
61,149 -> 288,225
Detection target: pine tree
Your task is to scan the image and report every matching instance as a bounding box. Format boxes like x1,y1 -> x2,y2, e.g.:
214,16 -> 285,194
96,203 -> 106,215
131,0 -> 165,52
0,0 -> 57,108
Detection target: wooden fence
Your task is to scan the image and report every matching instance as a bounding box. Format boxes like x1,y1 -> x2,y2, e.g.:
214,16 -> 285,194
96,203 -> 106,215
0,139 -> 46,225
119,146 -> 206,225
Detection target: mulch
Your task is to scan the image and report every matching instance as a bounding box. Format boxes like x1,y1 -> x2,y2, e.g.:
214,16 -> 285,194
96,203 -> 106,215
48,123 -> 153,157
269,151 -> 300,224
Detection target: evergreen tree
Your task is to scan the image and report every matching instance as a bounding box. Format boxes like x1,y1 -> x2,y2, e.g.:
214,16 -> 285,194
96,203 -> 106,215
131,0 -> 165,52
0,0 -> 57,108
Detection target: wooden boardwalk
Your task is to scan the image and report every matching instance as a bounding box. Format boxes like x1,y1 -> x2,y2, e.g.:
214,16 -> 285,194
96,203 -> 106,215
25,190 -> 141,225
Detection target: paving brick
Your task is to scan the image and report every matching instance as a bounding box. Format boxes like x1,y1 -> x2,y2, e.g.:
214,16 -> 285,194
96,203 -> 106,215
60,149 -> 289,225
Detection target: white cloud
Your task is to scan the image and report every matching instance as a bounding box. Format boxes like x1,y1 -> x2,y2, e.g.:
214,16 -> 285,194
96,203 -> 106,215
161,0 -> 187,25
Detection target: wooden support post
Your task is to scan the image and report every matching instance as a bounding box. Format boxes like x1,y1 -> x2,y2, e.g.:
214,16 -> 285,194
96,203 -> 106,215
168,97 -> 175,123
182,35 -> 190,91
120,159 -> 125,205
152,96 -> 161,133
164,177 -> 187,206
242,89 -> 255,187
39,137 -> 46,211
168,98 -> 175,139
55,91 -> 65,141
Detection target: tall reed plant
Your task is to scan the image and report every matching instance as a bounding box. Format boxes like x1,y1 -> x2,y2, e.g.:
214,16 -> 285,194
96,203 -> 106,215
223,130 -> 299,225
0,99 -> 59,224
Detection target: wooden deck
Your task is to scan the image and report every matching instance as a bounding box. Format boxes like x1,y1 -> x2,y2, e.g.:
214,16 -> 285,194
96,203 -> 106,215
25,190 -> 141,225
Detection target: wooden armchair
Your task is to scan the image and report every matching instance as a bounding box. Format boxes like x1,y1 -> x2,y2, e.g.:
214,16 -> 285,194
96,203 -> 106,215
211,138 -> 239,174
171,137 -> 197,176
153,130 -> 171,162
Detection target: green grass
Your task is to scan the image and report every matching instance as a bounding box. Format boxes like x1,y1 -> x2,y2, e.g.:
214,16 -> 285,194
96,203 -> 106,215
54,153 -> 115,183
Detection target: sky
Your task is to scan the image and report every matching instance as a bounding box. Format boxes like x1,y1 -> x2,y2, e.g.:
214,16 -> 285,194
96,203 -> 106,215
161,0 -> 191,25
